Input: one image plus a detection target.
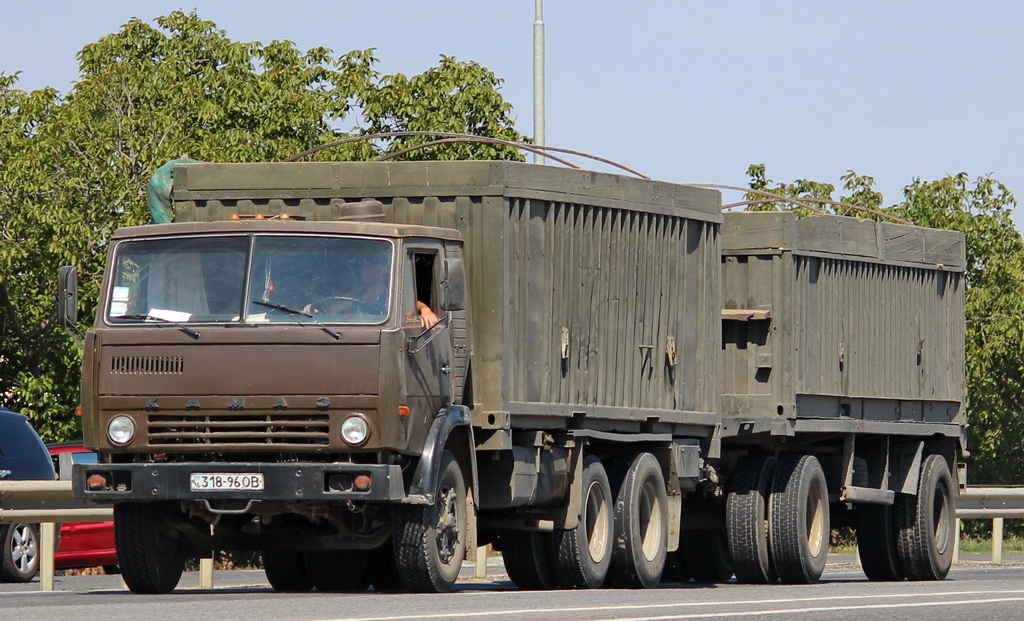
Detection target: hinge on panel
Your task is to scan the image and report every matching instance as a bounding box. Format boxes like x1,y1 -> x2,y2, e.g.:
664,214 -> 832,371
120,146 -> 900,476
666,335 -> 677,367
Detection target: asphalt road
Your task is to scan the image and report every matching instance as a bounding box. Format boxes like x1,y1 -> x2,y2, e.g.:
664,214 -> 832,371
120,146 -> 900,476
4,557 -> 1024,621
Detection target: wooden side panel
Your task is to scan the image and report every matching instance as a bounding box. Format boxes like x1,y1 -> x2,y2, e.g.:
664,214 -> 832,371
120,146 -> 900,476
503,200 -> 721,421
722,211 -> 965,425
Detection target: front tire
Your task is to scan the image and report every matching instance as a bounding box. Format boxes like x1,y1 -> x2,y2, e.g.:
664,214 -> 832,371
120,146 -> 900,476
607,453 -> 668,588
770,454 -> 829,584
895,454 -> 955,580
115,503 -> 188,594
394,450 -> 466,592
0,523 -> 40,583
263,549 -> 313,592
304,549 -> 369,592
856,504 -> 904,581
727,454 -> 777,584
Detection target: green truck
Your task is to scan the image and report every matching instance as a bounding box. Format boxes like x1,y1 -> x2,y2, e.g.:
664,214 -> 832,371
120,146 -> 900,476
60,161 -> 964,593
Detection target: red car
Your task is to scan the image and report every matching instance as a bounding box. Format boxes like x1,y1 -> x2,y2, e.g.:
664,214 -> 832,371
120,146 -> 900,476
47,442 -> 119,572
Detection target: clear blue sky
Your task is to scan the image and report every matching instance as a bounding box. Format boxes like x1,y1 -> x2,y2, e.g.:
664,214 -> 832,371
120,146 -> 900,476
2,1 -> 1022,222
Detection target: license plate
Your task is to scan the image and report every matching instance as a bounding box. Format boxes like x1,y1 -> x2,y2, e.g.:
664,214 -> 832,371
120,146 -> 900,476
190,472 -> 265,492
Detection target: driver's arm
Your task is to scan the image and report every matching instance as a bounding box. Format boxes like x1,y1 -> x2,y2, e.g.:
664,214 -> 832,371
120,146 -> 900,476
416,300 -> 439,329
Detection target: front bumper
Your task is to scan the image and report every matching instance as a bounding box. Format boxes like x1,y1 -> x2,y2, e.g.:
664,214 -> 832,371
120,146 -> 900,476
72,462 -> 407,503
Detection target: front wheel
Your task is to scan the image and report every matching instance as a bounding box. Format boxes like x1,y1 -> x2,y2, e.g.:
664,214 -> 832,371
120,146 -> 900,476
263,549 -> 313,592
895,454 -> 955,580
0,523 -> 40,583
770,454 -> 830,584
727,454 -> 777,584
393,450 -> 466,592
304,549 -> 369,592
115,502 -> 188,594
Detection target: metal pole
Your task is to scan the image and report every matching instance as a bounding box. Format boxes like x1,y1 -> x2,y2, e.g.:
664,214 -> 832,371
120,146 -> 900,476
533,0 -> 545,164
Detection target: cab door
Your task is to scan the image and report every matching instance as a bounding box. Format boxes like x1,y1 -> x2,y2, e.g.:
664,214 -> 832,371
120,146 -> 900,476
402,244 -> 452,419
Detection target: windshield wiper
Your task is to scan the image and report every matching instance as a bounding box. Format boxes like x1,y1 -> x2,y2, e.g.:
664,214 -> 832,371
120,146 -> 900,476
251,300 -> 340,340
115,314 -> 201,340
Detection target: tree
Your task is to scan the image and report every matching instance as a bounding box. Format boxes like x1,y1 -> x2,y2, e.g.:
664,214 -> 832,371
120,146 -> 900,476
743,165 -> 1024,486
0,11 -> 527,440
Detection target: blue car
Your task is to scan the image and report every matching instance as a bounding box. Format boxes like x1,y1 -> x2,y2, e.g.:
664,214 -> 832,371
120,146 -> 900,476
0,407 -> 56,582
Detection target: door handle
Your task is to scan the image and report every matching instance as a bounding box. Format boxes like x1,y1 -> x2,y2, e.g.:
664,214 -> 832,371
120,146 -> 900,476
440,364 -> 452,375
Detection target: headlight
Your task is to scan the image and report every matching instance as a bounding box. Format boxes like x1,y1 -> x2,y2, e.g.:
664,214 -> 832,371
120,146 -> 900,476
107,415 -> 136,446
341,415 -> 370,446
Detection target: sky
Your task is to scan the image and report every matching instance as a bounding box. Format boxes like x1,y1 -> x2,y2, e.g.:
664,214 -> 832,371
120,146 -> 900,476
2,1 -> 1022,222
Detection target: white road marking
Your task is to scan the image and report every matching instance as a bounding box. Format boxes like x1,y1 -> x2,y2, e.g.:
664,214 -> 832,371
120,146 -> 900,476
610,596 -> 1024,620
321,588 -> 1024,621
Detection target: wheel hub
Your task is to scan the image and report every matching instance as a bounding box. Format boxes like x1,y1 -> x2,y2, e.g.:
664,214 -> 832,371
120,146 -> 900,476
435,484 -> 460,563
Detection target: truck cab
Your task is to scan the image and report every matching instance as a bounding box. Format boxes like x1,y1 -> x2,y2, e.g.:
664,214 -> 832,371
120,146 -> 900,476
67,207 -> 474,593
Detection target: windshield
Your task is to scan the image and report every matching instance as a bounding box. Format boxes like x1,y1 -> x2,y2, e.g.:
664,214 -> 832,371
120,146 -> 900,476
106,234 -> 393,325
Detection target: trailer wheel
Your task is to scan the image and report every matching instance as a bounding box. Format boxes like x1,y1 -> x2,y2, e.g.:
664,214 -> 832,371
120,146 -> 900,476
394,450 -> 466,592
769,454 -> 829,583
856,504 -> 904,581
304,549 -> 370,591
727,454 -> 777,584
661,550 -> 692,583
895,454 -> 955,580
501,530 -> 559,590
679,529 -> 734,582
553,455 -> 613,588
262,550 -> 313,592
0,523 -> 39,583
607,453 -> 668,588
115,502 -> 188,594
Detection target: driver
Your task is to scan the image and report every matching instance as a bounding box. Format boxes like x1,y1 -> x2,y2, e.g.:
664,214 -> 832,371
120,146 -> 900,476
301,255 -> 437,328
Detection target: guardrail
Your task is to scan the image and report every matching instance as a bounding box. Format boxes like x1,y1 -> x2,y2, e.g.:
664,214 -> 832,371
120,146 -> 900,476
953,486 -> 1024,566
2,482 -> 1022,591
0,481 -> 217,591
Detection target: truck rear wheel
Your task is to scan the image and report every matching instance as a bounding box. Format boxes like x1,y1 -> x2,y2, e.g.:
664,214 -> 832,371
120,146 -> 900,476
553,455 -> 613,589
607,452 -> 668,588
115,502 -> 187,594
678,529 -> 734,582
304,549 -> 370,591
856,504 -> 904,581
501,530 -> 559,590
727,454 -> 777,584
895,454 -> 955,580
394,450 -> 466,592
769,454 -> 829,584
263,550 -> 313,592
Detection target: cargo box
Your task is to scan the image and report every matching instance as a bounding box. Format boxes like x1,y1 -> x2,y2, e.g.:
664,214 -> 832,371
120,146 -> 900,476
721,211 -> 965,431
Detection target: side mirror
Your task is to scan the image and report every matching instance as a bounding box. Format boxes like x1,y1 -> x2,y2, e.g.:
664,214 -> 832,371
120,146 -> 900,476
57,265 -> 79,327
438,258 -> 466,312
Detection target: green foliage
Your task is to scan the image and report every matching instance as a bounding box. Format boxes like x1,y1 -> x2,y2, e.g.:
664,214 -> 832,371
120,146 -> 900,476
0,11 -> 527,440
893,174 -> 1024,486
745,166 -> 1024,485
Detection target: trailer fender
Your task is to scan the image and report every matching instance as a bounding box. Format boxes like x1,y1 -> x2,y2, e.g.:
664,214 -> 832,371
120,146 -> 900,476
407,405 -> 478,506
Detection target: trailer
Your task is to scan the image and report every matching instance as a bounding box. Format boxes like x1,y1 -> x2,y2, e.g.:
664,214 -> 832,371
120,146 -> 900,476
59,161 -> 965,593
717,211 -> 965,583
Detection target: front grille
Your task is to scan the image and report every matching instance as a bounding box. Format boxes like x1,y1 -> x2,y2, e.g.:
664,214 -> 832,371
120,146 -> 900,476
111,355 -> 184,375
146,413 -> 330,446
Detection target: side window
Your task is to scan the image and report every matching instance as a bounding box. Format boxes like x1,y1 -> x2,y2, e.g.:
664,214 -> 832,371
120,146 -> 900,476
404,251 -> 437,327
